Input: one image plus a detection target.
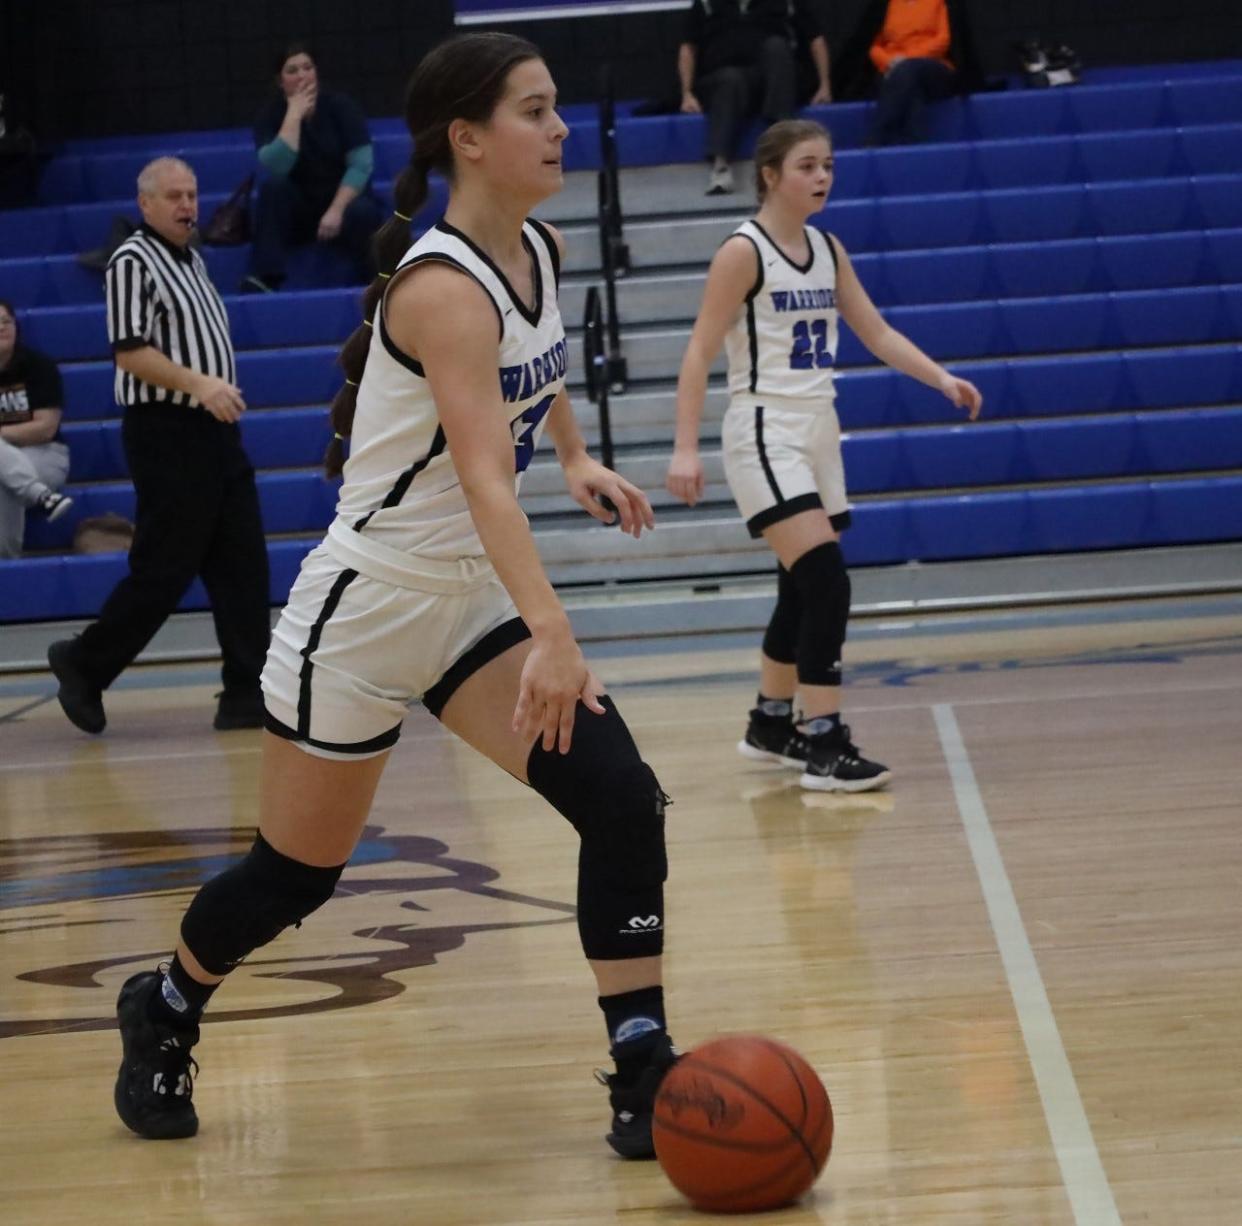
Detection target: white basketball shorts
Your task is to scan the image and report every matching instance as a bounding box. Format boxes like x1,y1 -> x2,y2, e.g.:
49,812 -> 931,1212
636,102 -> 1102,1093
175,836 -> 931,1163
721,393 -> 852,538
261,540 -> 529,760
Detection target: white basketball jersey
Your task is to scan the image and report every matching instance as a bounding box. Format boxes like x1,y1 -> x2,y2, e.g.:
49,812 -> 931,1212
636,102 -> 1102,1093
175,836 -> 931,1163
330,218 -> 567,571
722,220 -> 839,402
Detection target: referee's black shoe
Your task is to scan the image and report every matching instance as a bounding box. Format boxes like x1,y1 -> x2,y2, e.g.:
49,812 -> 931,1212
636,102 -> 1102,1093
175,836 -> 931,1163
597,1031 -> 679,1158
114,971 -> 200,1140
47,638 -> 106,734
213,688 -> 265,730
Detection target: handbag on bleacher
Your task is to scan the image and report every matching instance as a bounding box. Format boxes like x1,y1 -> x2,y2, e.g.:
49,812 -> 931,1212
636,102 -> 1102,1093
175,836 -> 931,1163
201,174 -> 254,246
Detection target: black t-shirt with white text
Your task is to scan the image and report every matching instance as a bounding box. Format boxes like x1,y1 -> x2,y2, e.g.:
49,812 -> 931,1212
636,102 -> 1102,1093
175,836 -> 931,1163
0,345 -> 64,439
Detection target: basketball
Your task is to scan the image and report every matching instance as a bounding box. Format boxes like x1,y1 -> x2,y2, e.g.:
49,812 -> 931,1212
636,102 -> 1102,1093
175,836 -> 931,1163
653,1035 -> 833,1214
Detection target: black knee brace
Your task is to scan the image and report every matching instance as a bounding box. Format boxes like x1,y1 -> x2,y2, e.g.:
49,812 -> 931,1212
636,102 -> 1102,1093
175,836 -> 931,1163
789,541 -> 851,688
526,696 -> 668,961
180,833 -> 346,976
761,564 -> 801,665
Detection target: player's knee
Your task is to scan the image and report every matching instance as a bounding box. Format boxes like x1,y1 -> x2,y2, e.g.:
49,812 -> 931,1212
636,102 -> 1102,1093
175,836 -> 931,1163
181,833 -> 345,976
789,541 -> 851,686
527,697 -> 669,891
761,563 -> 801,664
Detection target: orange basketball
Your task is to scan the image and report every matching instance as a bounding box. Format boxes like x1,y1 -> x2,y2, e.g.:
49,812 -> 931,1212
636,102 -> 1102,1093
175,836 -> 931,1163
653,1035 -> 833,1214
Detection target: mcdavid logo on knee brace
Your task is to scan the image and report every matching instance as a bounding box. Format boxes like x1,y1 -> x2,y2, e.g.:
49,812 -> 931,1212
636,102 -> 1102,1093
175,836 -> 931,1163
625,914 -> 661,932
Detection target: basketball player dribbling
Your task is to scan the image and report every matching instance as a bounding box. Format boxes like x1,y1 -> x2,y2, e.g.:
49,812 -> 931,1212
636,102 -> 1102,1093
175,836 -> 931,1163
111,32 -> 678,1160
666,119 -> 983,792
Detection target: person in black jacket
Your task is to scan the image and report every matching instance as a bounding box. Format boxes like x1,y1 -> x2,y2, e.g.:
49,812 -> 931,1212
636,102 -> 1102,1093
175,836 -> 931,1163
243,42 -> 384,291
832,0 -> 985,145
678,0 -> 832,194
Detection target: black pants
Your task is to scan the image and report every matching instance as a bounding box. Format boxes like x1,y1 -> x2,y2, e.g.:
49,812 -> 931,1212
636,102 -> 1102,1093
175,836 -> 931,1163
870,57 -> 956,146
249,176 -> 383,285
697,35 -> 799,161
74,407 -> 271,693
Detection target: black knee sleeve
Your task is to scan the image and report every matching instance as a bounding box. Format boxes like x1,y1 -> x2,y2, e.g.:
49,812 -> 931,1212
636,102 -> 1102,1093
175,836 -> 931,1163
180,833 -> 346,976
761,564 -> 801,665
527,696 -> 668,961
789,541 -> 851,687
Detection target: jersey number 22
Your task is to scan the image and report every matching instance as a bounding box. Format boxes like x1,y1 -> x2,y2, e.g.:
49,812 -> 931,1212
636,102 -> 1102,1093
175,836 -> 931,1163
790,319 -> 833,370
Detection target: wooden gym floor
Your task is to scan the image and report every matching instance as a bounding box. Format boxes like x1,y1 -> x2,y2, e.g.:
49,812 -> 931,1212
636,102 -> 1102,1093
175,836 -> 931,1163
2,595 -> 1240,1225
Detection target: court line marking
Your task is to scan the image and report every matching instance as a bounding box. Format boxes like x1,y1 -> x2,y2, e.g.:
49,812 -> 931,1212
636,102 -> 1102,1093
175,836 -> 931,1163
932,702 -> 1121,1226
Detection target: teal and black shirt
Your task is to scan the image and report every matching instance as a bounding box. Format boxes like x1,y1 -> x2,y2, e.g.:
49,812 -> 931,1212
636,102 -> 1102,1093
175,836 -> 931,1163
254,88 -> 374,203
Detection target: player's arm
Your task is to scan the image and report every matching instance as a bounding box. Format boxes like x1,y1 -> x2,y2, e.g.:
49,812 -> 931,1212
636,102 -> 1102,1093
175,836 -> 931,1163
667,236 -> 758,505
535,223 -> 655,537
545,389 -> 654,538
387,264 -> 602,751
830,234 -> 982,420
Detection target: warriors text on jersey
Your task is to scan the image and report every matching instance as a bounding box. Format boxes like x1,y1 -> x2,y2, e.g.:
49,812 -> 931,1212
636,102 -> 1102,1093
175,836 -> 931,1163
722,220 -> 840,401
329,217 -> 566,574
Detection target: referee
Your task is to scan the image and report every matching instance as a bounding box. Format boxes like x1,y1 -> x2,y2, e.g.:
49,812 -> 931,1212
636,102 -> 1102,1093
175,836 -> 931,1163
48,157 -> 270,735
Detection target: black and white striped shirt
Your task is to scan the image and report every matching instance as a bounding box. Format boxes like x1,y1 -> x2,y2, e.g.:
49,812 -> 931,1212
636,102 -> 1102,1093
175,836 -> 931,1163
105,224 -> 236,407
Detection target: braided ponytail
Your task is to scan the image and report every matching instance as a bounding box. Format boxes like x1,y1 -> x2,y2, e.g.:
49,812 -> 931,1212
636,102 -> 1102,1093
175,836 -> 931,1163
323,32 -> 542,479
324,157 -> 431,477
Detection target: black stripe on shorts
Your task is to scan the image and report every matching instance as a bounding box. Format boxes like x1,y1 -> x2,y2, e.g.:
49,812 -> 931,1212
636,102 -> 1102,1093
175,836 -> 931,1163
265,709 -> 403,756
297,567 -> 359,739
422,615 -> 532,719
747,497 -> 853,539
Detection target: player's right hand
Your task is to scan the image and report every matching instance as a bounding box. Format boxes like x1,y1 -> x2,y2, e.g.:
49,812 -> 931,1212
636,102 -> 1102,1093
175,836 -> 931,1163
195,376 -> 246,423
680,92 -> 702,115
665,448 -> 705,506
514,629 -> 606,754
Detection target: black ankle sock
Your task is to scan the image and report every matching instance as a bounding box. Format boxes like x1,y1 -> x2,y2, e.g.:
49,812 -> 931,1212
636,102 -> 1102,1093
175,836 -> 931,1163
599,985 -> 666,1079
148,953 -> 218,1028
755,693 -> 793,719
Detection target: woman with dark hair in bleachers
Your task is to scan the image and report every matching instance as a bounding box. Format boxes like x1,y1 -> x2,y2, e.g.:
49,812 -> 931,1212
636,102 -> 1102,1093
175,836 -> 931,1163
243,41 -> 384,292
111,33 -> 680,1163
0,299 -> 73,557
667,118 -> 982,791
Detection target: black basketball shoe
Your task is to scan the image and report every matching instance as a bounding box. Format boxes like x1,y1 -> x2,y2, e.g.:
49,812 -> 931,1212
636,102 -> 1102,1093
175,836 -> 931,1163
597,1031 -> 679,1158
736,709 -> 809,768
114,970 -> 201,1139
800,723 -> 892,793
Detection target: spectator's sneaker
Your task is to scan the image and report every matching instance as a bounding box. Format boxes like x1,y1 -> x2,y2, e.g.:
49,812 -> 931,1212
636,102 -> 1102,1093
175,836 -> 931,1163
47,638 -> 105,734
114,970 -> 200,1140
706,164 -> 734,195
596,1031 -> 679,1159
213,688 -> 265,731
35,489 -> 73,522
737,709 -> 808,768
800,723 -> 892,793
240,274 -> 276,294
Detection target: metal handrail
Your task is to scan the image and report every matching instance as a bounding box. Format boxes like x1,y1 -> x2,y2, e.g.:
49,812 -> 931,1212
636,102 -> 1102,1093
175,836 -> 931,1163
596,67 -> 628,394
581,285 -> 615,475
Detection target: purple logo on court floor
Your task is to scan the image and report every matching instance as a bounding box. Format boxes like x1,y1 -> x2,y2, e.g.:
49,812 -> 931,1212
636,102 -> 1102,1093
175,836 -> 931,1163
0,826 -> 576,1040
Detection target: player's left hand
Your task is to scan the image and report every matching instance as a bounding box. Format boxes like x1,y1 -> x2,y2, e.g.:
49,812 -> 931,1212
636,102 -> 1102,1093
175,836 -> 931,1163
563,455 -> 655,538
939,372 -> 983,421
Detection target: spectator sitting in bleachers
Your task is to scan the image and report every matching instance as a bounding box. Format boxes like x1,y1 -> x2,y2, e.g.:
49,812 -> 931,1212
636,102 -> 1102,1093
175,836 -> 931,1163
0,300 -> 73,557
243,41 -> 384,292
832,0 -> 985,146
678,0 -> 831,195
